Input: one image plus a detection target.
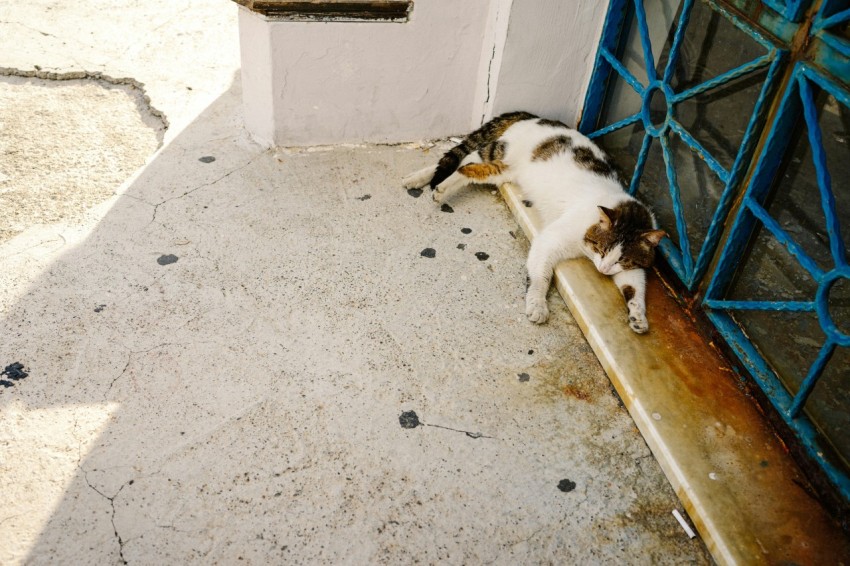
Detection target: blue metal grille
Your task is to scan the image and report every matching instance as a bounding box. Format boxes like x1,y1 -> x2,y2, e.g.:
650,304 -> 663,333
581,0 -> 850,502
705,64 -> 850,500
579,0 -> 786,289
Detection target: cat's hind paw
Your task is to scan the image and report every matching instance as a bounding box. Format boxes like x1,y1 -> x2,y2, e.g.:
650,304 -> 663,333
526,296 -> 549,324
628,313 -> 649,334
402,165 -> 435,189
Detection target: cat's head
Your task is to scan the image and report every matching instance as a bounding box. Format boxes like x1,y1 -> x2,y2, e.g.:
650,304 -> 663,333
583,202 -> 666,275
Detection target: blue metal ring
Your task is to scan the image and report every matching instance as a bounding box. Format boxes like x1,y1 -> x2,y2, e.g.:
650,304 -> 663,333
641,80 -> 675,138
816,266 -> 850,347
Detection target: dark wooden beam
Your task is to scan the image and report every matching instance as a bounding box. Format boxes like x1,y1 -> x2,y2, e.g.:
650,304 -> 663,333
233,0 -> 413,22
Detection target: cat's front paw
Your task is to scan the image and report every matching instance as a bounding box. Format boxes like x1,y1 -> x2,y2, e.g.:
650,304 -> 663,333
526,296 -> 549,324
628,312 -> 649,334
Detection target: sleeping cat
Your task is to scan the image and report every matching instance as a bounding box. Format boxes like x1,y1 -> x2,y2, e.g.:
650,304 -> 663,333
402,111 -> 666,334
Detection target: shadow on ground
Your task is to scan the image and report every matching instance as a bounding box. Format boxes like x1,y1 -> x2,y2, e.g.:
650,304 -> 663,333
0,76 -> 709,564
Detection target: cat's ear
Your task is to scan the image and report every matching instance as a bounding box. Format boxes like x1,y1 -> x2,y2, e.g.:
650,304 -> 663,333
597,206 -> 616,230
641,230 -> 667,247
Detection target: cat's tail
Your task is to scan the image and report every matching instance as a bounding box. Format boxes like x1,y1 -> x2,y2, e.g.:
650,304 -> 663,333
429,111 -> 537,190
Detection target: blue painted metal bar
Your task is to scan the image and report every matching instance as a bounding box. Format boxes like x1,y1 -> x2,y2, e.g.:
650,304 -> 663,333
704,299 -> 817,311
587,112 -> 642,140
745,197 -> 826,281
813,6 -> 850,31
798,72 -> 848,267
660,134 -> 694,275
672,54 -> 774,104
628,133 -> 653,196
599,47 -> 645,94
578,0 -> 630,135
668,120 -> 730,183
632,0 -> 658,83
816,266 -> 850,347
707,309 -> 850,502
662,0 -> 695,84
659,238 -> 688,282
788,341 -> 837,418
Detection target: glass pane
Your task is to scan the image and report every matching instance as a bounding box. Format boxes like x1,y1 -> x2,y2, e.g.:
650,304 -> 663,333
730,307 -> 826,397
727,222 -> 819,303
659,0 -> 765,86
767,89 -> 850,273
674,68 -> 769,172
597,122 -> 647,184
634,138 -> 682,248
614,0 -> 682,85
661,0 -> 768,172
668,133 -> 725,261
807,346 -> 850,469
598,72 -> 644,130
727,224 -> 824,393
820,90 -> 850,259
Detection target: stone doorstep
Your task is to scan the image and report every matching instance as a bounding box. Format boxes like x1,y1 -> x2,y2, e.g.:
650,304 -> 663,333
498,181 -> 850,565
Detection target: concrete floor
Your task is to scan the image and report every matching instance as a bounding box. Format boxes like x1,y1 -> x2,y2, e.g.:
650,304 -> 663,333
0,1 -> 709,563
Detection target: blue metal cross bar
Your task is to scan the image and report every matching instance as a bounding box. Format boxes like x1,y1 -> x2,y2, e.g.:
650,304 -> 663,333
660,135 -> 694,274
586,112 -> 643,140
668,120 -> 730,183
813,6 -> 850,31
632,0 -> 658,83
628,134 -> 653,196
599,47 -> 646,94
788,341 -> 837,418
744,197 -> 827,281
671,54 -> 775,105
662,0 -> 695,84
798,72 -> 847,267
703,299 -> 817,311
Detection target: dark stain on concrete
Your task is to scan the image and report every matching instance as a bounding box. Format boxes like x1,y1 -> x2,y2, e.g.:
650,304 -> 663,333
457,243 -> 466,250
399,411 -> 421,429
407,188 -> 423,198
157,254 -> 179,265
356,194 -> 372,201
461,228 -> 472,234
199,156 -> 216,163
523,200 -> 533,207
95,304 -> 106,313
1,362 -> 28,388
557,479 -> 577,493
441,203 -> 454,213
420,248 -> 436,258
518,373 -> 530,383
475,252 -> 489,261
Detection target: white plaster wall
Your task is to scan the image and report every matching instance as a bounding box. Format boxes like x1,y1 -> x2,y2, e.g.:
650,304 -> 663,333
490,0 -> 607,126
238,10 -> 275,147
251,1 -> 492,146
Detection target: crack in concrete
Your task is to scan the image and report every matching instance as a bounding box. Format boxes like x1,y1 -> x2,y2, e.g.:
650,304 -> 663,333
150,152 -> 265,224
0,66 -> 169,145
104,342 -> 183,399
81,470 -> 128,565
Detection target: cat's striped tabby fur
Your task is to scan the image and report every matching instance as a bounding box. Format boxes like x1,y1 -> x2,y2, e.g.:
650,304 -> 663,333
403,112 -> 666,334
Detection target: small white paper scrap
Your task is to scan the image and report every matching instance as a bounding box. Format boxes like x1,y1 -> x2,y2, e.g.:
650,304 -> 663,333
672,509 -> 696,539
